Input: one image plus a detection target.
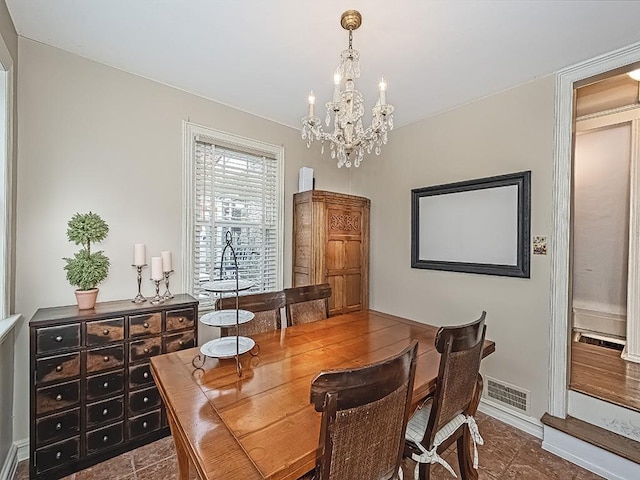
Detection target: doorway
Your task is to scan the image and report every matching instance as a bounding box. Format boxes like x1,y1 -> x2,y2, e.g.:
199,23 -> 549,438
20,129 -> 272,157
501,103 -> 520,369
568,73 -> 640,412
549,43 -> 640,421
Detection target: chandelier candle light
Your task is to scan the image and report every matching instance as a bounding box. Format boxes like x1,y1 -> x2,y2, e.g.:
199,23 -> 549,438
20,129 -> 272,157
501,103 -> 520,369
301,10 -> 394,168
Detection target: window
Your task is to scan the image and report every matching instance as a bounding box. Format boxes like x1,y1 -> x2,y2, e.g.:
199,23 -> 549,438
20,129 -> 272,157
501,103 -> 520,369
183,122 -> 284,309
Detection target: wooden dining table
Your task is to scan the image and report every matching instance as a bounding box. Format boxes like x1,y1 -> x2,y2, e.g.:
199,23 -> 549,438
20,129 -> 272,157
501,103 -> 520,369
150,309 -> 495,480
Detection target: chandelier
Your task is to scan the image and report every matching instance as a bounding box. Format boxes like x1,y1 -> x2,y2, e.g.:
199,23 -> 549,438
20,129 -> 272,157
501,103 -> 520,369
301,10 -> 394,168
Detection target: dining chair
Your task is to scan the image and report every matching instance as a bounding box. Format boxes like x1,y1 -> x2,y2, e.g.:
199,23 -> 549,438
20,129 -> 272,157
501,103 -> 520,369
284,283 -> 331,326
307,339 -> 419,480
404,311 -> 487,480
215,290 -> 286,337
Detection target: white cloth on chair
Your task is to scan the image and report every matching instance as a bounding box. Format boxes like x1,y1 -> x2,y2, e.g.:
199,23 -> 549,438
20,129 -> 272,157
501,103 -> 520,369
404,404 -> 483,479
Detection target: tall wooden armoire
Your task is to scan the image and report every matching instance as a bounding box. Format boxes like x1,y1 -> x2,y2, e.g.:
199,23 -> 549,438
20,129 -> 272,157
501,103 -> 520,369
292,190 -> 370,315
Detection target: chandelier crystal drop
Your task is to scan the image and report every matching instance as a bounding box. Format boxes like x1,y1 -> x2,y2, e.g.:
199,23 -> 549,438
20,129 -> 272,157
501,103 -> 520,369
301,10 -> 394,168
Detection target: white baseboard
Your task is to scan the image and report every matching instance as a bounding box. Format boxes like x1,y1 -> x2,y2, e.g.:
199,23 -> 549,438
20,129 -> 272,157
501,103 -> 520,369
572,306 -> 626,338
478,397 -> 543,439
0,443 -> 17,480
543,424 -> 640,480
15,438 -> 28,462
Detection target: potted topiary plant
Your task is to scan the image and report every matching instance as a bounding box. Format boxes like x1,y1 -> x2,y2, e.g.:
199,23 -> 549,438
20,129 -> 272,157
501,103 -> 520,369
63,211 -> 110,309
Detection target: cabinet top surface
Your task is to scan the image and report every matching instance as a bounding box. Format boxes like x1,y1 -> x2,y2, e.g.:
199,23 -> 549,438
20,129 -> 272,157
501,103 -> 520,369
30,293 -> 198,326
294,190 -> 370,204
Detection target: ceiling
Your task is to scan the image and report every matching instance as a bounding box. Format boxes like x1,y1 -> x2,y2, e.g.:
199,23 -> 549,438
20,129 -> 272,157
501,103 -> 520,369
7,1 -> 640,129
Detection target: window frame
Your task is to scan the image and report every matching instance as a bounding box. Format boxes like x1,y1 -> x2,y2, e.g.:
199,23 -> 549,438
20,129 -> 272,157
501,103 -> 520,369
182,121 -> 284,309
0,34 -> 13,319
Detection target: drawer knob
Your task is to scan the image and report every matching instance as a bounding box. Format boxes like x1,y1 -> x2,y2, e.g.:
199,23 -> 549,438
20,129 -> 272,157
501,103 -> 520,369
55,335 -> 63,343
143,372 -> 149,379
142,421 -> 148,429
55,422 -> 62,430
102,408 -> 108,416
103,329 -> 109,335
143,396 -> 149,403
103,381 -> 109,389
103,356 -> 109,362
179,317 -> 184,323
179,340 -> 184,346
102,435 -> 109,443
143,322 -> 149,328
55,365 -> 63,372
55,451 -> 62,460
144,348 -> 150,354
55,394 -> 63,401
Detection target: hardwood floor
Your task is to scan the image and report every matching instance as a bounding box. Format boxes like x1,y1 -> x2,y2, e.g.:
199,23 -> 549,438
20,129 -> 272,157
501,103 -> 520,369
570,340 -> 640,412
13,412 -> 602,480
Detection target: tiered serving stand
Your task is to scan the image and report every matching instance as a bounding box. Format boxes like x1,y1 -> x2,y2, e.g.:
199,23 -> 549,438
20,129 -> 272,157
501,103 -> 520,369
192,231 -> 258,377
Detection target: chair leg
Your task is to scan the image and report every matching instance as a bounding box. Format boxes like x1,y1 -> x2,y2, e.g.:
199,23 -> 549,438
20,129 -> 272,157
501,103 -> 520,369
457,430 -> 478,480
418,461 -> 431,480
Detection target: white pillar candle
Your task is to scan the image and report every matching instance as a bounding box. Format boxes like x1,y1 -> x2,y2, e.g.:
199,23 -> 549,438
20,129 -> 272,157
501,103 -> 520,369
161,250 -> 172,272
133,243 -> 146,266
308,91 -> 315,117
151,256 -> 163,280
379,76 -> 387,105
333,73 -> 341,102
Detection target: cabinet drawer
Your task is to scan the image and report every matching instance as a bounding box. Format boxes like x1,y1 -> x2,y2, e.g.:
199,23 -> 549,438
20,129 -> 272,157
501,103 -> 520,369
129,337 -> 162,362
36,408 -> 80,445
129,386 -> 161,415
86,370 -> 124,401
36,324 -> 81,355
129,362 -> 154,389
86,422 -> 124,455
164,331 -> 195,353
86,344 -> 124,373
35,436 -> 79,474
166,308 -> 195,332
36,380 -> 80,415
129,312 -> 162,337
128,409 -> 162,440
36,352 -> 80,384
86,317 -> 124,346
86,397 -> 124,428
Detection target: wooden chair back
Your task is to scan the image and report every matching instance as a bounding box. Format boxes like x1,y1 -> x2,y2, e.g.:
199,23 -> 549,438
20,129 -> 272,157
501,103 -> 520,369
423,311 -> 487,450
284,283 -> 331,326
310,340 -> 418,480
215,290 -> 286,337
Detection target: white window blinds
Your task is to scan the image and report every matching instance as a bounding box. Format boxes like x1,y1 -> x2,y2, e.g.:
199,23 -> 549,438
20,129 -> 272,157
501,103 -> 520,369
193,138 -> 282,305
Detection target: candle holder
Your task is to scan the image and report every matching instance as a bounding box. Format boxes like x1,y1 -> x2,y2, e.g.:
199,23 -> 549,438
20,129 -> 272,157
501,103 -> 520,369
150,279 -> 164,305
162,270 -> 174,300
131,264 -> 147,303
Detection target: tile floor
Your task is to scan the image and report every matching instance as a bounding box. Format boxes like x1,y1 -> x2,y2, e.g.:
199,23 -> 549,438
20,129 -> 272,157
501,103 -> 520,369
14,412 -> 604,480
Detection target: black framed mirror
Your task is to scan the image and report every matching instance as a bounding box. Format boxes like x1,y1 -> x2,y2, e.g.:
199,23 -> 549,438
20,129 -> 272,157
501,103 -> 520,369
411,171 -> 531,278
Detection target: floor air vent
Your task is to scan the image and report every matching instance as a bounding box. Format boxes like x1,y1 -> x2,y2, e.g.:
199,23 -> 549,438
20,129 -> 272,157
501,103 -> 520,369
576,332 -> 624,352
485,377 -> 529,414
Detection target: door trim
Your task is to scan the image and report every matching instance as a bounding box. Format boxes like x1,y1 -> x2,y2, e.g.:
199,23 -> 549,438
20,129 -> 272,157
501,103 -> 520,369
551,41 -> 640,417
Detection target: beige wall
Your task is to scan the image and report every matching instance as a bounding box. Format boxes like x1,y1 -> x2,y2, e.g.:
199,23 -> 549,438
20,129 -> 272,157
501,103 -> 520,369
349,75 -> 556,419
13,37 -> 350,442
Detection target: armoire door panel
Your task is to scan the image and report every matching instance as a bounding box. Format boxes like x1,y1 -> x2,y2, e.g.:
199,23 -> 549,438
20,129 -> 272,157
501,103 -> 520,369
327,209 -> 362,238
345,274 -> 362,309
326,275 -> 344,313
325,240 -> 345,270
345,241 -> 361,269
